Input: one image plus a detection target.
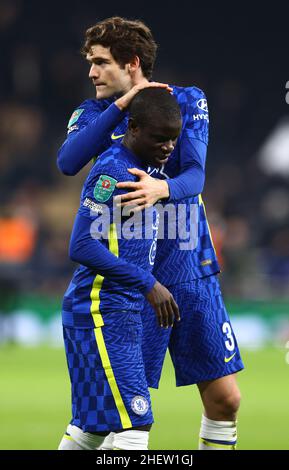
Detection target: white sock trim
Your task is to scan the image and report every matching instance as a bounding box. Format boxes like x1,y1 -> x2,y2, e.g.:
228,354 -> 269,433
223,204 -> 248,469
67,424 -> 105,450
113,430 -> 149,450
200,414 -> 237,442
58,434 -> 83,450
97,432 -> 115,450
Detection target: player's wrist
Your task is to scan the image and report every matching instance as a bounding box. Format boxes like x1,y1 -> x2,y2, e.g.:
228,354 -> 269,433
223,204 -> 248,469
114,98 -> 127,112
157,180 -> 170,200
142,276 -> 157,296
115,86 -> 141,111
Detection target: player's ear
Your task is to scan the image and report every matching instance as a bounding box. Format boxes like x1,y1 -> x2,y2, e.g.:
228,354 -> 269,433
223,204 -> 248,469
128,118 -> 138,131
128,118 -> 139,139
126,56 -> 140,74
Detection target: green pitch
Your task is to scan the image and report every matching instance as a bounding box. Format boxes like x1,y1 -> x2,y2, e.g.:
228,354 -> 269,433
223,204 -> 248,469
0,345 -> 288,450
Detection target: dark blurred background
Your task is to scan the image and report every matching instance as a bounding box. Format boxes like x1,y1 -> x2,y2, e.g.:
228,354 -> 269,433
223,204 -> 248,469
1,0 -> 289,340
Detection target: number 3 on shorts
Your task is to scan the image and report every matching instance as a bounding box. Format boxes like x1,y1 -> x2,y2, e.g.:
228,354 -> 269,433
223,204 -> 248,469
222,322 -> 235,352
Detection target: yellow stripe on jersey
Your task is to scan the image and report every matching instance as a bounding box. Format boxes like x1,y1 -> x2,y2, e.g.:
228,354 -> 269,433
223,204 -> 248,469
90,222 -> 131,429
198,194 -> 217,254
94,327 -> 132,429
90,223 -> 119,327
90,273 -> 105,327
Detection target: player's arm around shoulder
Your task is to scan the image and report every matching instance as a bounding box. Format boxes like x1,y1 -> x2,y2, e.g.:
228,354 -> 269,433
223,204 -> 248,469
57,99 -> 125,175
57,99 -> 100,175
157,85 -> 209,201
66,100 -> 99,135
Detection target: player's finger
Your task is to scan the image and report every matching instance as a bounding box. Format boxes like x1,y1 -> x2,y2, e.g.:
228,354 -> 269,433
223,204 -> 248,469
125,203 -> 149,213
116,182 -> 141,190
115,194 -> 144,206
160,303 -> 169,329
120,204 -> 145,214
148,82 -> 173,92
155,306 -> 163,328
166,301 -> 175,328
171,297 -> 180,322
127,168 -> 147,177
152,85 -> 173,93
116,190 -> 144,201
120,198 -> 146,207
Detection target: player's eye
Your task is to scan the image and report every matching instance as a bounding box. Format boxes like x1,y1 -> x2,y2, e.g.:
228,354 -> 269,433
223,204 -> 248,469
153,135 -> 168,142
95,60 -> 110,66
87,59 -> 109,67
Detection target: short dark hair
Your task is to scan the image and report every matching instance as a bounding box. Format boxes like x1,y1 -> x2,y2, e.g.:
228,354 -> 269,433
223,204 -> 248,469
129,88 -> 182,128
82,16 -> 157,79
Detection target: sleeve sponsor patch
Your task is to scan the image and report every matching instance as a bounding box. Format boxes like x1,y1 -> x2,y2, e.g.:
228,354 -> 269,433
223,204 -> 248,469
67,124 -> 79,134
93,175 -> 118,202
197,98 -> 208,112
67,108 -> 84,128
83,197 -> 103,214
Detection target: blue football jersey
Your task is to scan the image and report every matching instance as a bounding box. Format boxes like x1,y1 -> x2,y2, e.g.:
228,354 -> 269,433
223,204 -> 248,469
148,86 -> 220,285
60,85 -> 220,287
62,143 -> 158,328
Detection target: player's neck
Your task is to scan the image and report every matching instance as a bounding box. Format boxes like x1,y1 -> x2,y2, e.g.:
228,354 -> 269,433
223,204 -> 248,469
130,70 -> 149,88
121,136 -> 142,164
122,135 -> 134,154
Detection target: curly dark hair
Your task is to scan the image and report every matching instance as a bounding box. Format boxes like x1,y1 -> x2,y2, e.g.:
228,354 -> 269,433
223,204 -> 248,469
82,16 -> 157,79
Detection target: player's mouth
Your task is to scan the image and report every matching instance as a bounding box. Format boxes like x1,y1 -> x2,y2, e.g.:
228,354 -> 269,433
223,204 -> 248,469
161,150 -> 173,159
154,154 -> 170,165
93,82 -> 106,87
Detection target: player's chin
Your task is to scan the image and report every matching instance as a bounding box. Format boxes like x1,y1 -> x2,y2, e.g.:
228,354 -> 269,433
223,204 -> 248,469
153,156 -> 169,167
96,86 -> 111,99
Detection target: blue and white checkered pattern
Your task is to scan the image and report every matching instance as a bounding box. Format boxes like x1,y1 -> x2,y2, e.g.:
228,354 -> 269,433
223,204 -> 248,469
63,312 -> 153,432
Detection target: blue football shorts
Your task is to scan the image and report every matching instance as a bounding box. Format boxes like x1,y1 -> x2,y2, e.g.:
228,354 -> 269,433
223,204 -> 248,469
63,311 -> 153,433
141,274 -> 244,388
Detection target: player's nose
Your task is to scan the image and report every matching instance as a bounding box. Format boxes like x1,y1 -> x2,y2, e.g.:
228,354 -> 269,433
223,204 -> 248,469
89,63 -> 100,79
161,140 -> 174,153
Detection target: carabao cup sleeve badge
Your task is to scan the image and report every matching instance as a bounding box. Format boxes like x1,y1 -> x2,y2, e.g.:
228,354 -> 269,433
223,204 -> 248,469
67,108 -> 84,128
93,175 -> 118,202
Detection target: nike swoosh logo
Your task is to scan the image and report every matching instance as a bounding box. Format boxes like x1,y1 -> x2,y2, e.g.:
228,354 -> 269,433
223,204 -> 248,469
111,133 -> 125,140
224,352 -> 237,363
